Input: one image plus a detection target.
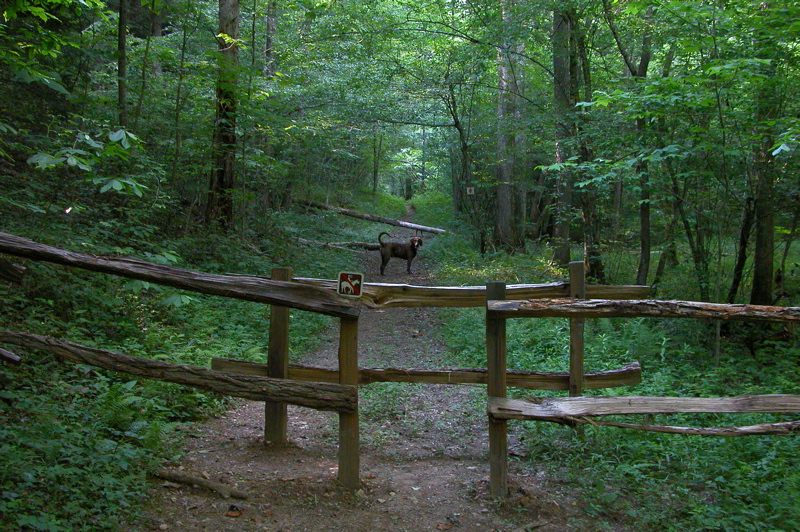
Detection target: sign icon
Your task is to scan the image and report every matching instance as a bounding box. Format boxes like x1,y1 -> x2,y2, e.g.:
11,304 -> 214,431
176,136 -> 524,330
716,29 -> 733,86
337,271 -> 364,298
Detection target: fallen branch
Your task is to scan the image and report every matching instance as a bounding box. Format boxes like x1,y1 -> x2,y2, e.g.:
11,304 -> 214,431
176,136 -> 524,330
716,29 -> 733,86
296,200 -> 447,235
295,238 -> 380,252
0,330 -> 358,413
153,469 -> 248,499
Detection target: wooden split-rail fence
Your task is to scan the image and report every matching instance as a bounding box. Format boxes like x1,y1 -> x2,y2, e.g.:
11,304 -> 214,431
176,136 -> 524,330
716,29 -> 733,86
1,232 -> 799,497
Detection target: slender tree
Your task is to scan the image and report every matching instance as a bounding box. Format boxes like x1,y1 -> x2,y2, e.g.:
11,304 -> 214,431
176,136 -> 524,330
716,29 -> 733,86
551,7 -> 574,266
205,0 -> 240,230
117,0 -> 129,127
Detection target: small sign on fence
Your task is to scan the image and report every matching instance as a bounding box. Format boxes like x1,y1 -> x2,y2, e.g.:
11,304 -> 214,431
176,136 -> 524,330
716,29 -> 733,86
337,271 -> 364,298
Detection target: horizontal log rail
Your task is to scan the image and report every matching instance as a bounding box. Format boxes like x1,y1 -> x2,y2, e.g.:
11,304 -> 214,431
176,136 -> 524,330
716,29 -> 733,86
488,298 -> 800,322
488,396 -> 800,437
489,395 -> 800,419
0,330 -> 358,413
0,232 -> 359,318
296,278 -> 650,308
0,232 -> 649,311
211,358 -> 642,390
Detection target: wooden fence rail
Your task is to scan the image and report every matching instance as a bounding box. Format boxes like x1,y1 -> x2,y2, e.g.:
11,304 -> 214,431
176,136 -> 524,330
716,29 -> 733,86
0,330 -> 358,413
0,232 -> 648,492
211,358 -> 642,390
485,262 -> 800,497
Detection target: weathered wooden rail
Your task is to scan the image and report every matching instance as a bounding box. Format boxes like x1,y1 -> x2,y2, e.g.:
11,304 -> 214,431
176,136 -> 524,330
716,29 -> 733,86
4,232 -> 798,498
0,330 -> 358,412
484,261 -> 800,497
0,232 -> 645,490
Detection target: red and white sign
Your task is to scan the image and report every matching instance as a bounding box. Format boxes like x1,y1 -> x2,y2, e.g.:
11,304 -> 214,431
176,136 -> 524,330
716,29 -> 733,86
337,271 -> 364,298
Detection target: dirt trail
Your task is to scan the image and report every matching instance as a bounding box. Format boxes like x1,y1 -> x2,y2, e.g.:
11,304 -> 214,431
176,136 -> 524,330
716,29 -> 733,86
131,226 -> 577,532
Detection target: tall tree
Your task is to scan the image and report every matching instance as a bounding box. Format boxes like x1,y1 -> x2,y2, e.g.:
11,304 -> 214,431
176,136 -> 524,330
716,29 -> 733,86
117,0 -> 129,127
748,3 -> 781,305
205,0 -> 240,230
264,0 -> 278,77
494,0 -> 524,251
551,7 -> 574,266
602,0 -> 652,285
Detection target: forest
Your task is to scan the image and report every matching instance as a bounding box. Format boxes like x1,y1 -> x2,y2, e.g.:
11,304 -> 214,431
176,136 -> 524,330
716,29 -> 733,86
1,0 -> 799,530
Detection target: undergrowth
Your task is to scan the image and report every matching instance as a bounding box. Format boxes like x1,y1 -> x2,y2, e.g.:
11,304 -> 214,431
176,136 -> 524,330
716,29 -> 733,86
420,192 -> 800,532
2,190 -> 799,531
0,204 -> 358,530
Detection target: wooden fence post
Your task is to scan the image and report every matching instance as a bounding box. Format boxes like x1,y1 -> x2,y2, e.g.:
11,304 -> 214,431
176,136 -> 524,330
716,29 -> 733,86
265,267 -> 292,444
338,316 -> 360,488
486,281 -> 508,498
569,262 -> 586,398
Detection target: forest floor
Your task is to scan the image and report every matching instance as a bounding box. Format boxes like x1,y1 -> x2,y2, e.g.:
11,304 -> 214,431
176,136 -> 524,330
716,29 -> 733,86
130,222 -> 621,532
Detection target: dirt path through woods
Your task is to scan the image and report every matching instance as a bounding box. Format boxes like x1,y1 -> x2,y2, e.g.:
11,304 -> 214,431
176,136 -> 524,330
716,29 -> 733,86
131,225 -> 579,532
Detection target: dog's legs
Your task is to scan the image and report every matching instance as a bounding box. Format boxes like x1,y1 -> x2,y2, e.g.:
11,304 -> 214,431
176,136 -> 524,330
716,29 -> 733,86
380,253 -> 390,275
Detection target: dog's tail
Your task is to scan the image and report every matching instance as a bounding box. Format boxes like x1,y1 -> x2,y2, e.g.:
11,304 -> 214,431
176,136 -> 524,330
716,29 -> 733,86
378,232 -> 390,245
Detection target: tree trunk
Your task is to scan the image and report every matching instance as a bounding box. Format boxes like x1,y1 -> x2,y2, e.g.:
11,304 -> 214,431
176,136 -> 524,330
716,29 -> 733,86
728,197 -> 755,303
494,0 -> 523,251
117,0 -> 128,127
749,77 -> 778,303
603,0 -> 653,285
372,127 -> 383,195
551,8 -> 573,266
264,0 -> 277,77
205,0 -> 240,231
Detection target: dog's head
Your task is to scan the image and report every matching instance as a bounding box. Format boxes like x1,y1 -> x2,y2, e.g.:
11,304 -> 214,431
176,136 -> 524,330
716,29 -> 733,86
410,237 -> 423,249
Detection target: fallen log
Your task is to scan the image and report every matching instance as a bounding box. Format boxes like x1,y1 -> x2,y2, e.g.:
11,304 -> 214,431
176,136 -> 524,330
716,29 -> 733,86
295,238 -> 380,252
212,358 -> 641,391
488,298 -> 800,322
0,330 -> 358,413
0,232 -> 359,318
153,469 -> 248,499
296,200 -> 447,235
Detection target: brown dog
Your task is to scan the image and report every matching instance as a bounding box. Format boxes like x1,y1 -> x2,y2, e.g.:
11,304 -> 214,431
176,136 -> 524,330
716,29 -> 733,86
378,232 -> 422,275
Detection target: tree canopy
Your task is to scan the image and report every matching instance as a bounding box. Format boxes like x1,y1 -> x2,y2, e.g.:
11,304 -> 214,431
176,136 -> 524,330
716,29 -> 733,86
1,0 -> 799,301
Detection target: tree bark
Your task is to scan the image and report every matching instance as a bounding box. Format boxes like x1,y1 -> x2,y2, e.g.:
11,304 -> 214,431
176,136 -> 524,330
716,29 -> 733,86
205,0 -> 240,230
